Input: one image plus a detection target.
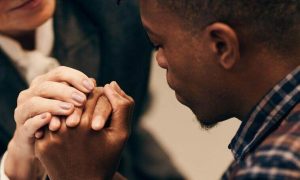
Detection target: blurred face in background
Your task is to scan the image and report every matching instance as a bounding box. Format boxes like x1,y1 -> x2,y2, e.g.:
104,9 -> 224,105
0,0 -> 56,36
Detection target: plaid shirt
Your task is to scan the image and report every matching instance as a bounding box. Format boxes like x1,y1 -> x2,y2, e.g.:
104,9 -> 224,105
222,66 -> 300,180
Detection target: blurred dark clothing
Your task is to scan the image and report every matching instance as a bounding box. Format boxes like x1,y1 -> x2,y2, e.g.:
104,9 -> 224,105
0,0 -> 183,179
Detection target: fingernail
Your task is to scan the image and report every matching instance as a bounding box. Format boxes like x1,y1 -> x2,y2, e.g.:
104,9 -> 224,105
92,117 -> 104,130
66,114 -> 80,127
41,113 -> 47,119
72,93 -> 85,104
52,120 -> 60,130
60,103 -> 73,110
35,132 -> 43,139
83,79 -> 94,91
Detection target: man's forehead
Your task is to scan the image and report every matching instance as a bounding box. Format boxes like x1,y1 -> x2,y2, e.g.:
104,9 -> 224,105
140,1 -> 163,30
139,0 -> 168,16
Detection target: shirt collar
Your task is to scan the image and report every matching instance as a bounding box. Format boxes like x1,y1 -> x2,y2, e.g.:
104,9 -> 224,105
0,19 -> 59,84
0,18 -> 54,57
35,18 -> 54,56
229,66 -> 300,162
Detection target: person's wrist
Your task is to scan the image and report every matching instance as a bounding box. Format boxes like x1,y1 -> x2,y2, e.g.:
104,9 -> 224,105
9,131 -> 35,159
5,136 -> 43,179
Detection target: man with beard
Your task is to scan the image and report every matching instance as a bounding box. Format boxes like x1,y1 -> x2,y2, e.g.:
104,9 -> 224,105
139,1 -> 300,179
12,0 -> 300,179
0,0 -> 182,179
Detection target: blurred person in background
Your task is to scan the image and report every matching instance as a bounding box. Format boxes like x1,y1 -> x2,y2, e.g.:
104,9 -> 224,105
0,0 -> 183,179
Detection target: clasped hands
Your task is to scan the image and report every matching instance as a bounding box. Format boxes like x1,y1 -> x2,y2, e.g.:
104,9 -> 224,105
6,66 -> 134,180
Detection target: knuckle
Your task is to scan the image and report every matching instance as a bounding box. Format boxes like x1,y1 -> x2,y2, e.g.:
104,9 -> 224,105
25,97 -> 39,117
90,78 -> 97,86
55,66 -> 67,72
22,124 -> 31,136
128,97 -> 135,106
36,136 -> 62,157
52,135 -> 64,145
14,107 -> 22,123
91,90 -> 103,100
36,82 -> 51,97
116,99 -> 132,109
117,130 -> 130,142
17,90 -> 28,105
27,97 -> 36,109
53,66 -> 72,78
14,107 -> 19,119
50,66 -> 68,80
31,75 -> 43,86
115,99 -> 127,106
94,87 -> 102,94
35,141 -> 49,158
52,68 -> 64,80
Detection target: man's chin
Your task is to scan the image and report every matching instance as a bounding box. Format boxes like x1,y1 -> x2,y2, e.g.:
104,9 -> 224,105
175,92 -> 188,106
174,92 -> 219,130
174,94 -> 217,129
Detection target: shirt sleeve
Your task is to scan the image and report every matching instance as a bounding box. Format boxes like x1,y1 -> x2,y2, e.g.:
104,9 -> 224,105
0,152 -> 9,180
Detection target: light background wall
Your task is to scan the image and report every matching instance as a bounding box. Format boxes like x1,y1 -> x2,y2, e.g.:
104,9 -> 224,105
141,56 -> 241,180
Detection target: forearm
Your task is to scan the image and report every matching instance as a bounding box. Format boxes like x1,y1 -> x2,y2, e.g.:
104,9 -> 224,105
4,140 -> 45,180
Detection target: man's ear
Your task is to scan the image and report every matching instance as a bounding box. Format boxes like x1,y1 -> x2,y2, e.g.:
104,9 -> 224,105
206,23 -> 240,70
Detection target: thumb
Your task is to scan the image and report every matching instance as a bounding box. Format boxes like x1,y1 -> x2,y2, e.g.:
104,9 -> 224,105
103,83 -> 134,132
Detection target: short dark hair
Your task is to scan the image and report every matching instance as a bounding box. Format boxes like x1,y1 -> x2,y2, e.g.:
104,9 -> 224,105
157,0 -> 300,54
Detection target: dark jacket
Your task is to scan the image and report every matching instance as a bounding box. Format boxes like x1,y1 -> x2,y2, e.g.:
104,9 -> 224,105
0,0 -> 183,179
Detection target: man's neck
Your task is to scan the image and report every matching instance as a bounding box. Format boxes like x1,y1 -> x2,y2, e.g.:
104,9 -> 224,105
235,52 -> 300,120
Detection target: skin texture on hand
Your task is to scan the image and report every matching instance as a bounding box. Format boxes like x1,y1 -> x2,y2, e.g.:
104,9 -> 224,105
35,82 -> 134,180
14,66 -> 96,139
8,66 -> 130,180
15,66 -> 95,133
5,66 -> 95,180
11,66 -> 95,156
5,113 -> 52,180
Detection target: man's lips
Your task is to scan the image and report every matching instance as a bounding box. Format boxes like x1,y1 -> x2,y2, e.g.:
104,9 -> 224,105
157,59 -> 168,69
